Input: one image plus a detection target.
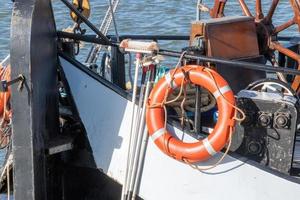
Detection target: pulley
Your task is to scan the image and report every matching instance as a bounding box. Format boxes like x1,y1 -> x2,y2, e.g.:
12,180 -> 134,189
70,0 -> 91,22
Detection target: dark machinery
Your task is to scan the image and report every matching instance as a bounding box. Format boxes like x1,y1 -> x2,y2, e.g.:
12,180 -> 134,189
190,16 -> 266,93
188,11 -> 300,175
234,84 -> 299,174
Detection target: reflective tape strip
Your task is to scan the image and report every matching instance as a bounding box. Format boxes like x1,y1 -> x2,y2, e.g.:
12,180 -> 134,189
212,85 -> 231,99
151,128 -> 165,141
203,138 -> 217,156
165,72 -> 177,89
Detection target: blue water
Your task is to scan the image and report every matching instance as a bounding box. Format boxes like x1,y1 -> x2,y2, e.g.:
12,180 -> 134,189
1,1 -> 298,60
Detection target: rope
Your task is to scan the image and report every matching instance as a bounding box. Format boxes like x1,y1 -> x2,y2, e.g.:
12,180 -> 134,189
86,0 -> 120,64
148,54 -> 246,170
108,0 -> 120,42
183,68 -> 245,171
168,88 -> 216,113
184,127 -> 233,171
149,51 -> 187,108
0,66 -> 12,149
180,82 -> 187,127
6,165 -> 10,200
204,68 -> 246,122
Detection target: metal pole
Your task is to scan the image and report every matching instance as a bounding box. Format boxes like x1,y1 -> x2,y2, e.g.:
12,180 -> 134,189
158,49 -> 300,76
194,83 -> 202,136
121,53 -> 141,200
194,2 -> 202,136
57,31 -> 117,46
132,128 -> 149,200
126,84 -> 145,200
197,0 -> 202,20
108,0 -> 120,42
128,79 -> 151,200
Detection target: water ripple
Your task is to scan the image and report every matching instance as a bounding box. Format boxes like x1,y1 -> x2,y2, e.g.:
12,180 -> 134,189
0,0 -> 299,60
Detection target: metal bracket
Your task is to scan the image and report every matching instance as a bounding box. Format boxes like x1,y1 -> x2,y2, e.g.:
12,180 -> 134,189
0,74 -> 25,92
46,136 -> 74,155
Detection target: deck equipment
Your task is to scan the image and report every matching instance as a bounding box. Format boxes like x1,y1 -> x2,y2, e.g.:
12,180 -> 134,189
199,0 -> 300,93
146,65 -> 236,162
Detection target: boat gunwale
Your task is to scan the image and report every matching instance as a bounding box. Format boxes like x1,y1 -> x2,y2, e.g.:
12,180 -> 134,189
59,52 -> 300,184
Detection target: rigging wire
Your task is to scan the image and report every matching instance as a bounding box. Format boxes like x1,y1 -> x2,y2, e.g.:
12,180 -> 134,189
108,0 -> 120,43
197,0 -> 203,20
85,0 -> 120,64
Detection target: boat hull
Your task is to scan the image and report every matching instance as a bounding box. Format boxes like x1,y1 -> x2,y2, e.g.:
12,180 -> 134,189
60,56 -> 300,200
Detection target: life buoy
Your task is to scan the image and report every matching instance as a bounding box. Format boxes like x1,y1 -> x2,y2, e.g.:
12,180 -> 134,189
0,64 -> 11,149
146,65 -> 235,162
0,64 -> 11,120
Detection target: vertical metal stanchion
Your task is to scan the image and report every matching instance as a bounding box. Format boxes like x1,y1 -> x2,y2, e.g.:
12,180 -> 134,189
194,59 -> 202,136
194,1 -> 202,136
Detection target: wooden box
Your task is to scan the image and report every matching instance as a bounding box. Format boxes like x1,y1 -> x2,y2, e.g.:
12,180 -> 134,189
190,16 -> 259,59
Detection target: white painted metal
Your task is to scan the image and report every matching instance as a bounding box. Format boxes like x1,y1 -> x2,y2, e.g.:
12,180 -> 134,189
123,54 -> 141,200
60,57 -> 300,200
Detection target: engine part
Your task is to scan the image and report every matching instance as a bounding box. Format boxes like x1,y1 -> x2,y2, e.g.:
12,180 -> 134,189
190,16 -> 259,59
190,16 -> 266,93
234,89 -> 299,174
246,78 -> 298,98
203,0 -> 300,93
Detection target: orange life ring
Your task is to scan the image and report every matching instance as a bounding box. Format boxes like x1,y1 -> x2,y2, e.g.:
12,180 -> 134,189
0,64 -> 11,121
146,65 -> 235,162
0,64 -> 11,148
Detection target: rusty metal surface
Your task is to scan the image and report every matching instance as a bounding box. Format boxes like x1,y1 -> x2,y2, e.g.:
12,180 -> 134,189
201,0 -> 300,94
191,16 -> 259,60
209,0 -> 226,18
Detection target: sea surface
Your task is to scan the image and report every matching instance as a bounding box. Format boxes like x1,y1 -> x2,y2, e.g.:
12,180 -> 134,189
0,0 -> 298,60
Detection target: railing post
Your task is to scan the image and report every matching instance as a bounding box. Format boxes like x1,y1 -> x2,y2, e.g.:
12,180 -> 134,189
111,46 -> 126,89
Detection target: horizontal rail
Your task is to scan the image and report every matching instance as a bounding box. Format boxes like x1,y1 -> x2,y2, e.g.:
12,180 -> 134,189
57,31 -> 295,43
57,32 -> 300,75
159,49 -> 300,76
57,32 -> 189,43
57,31 -> 118,46
109,35 -> 189,41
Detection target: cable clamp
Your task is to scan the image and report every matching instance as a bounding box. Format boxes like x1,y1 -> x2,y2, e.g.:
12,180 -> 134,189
0,74 -> 25,92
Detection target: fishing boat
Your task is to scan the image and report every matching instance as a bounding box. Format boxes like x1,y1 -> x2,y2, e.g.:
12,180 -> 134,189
1,0 -> 300,199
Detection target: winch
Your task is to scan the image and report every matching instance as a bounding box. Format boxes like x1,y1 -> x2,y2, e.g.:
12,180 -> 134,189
234,85 -> 300,174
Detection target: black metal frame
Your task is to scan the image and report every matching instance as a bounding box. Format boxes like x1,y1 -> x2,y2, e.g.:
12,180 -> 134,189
11,0 -> 60,199
59,0 -> 112,45
57,31 -> 300,76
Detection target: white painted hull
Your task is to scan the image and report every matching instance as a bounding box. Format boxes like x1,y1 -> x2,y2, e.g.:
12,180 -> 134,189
60,56 -> 300,200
